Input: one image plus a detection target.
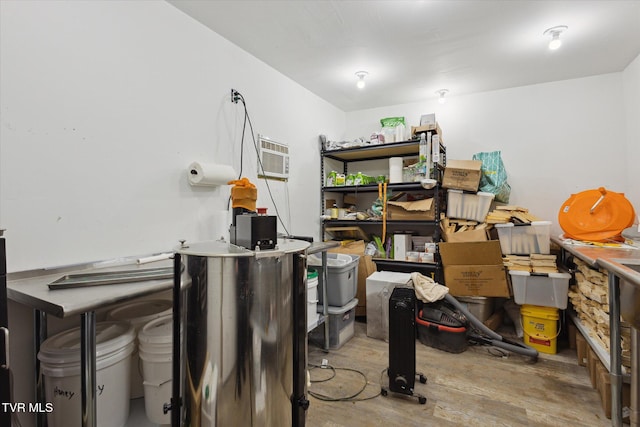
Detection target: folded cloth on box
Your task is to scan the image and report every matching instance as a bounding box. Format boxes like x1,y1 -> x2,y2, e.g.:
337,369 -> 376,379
410,272 -> 449,303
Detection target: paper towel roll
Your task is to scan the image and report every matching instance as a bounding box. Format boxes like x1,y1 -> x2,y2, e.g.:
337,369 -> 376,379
188,162 -> 236,186
389,157 -> 403,183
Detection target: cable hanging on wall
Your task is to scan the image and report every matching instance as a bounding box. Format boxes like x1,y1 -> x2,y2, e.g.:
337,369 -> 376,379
230,89 -> 291,236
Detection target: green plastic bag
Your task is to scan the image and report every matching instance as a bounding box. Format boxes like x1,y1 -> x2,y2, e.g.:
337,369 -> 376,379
379,117 -> 405,127
472,150 -> 511,203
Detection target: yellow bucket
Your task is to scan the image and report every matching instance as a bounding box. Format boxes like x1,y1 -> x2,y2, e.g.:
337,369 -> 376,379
521,304 -> 560,354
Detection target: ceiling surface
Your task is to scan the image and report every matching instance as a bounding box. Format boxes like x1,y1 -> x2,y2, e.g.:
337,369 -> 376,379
168,0 -> 640,112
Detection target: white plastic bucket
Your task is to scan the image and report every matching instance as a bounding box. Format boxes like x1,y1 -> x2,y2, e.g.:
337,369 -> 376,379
37,321 -> 135,427
106,298 -> 172,398
138,314 -> 173,425
307,269 -> 319,328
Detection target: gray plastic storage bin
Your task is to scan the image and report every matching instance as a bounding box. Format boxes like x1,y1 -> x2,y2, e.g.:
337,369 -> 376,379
310,253 -> 359,306
456,296 -> 495,322
310,298 -> 358,349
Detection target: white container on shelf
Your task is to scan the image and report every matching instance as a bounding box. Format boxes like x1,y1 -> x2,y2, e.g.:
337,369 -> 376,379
138,314 -> 173,425
446,189 -> 495,222
106,298 -> 172,399
37,321 -> 136,427
310,299 -> 359,349
307,269 -> 319,328
308,253 -> 359,306
495,221 -> 552,254
509,270 -> 571,309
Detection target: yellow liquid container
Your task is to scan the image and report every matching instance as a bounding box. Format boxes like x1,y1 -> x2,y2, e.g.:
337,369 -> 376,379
521,304 -> 559,354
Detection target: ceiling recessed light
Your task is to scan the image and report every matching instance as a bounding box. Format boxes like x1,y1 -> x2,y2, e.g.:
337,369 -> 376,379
436,89 -> 449,104
355,71 -> 368,89
543,25 -> 568,50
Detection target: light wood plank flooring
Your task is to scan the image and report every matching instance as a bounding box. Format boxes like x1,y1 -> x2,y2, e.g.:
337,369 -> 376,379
307,320 -> 610,427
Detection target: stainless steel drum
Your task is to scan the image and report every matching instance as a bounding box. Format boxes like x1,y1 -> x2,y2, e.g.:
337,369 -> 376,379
174,239 -> 310,427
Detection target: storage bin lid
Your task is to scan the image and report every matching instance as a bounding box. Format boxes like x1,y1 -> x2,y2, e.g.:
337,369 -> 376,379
308,252 -> 359,268
38,321 -> 135,365
509,270 -> 570,279
138,314 -> 173,346
495,220 -> 551,229
327,298 -> 358,315
107,299 -> 172,324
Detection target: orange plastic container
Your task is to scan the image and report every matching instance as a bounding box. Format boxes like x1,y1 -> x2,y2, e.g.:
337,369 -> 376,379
558,187 -> 635,242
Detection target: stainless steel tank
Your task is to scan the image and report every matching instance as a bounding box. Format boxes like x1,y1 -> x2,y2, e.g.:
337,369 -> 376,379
173,238 -> 310,427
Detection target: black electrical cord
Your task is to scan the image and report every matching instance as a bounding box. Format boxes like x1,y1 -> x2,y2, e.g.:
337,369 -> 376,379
227,90 -> 249,211
231,90 -> 291,235
306,363 -> 381,402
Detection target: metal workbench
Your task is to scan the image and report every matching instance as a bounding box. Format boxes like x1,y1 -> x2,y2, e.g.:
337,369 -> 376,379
552,236 -> 640,426
7,256 -> 175,427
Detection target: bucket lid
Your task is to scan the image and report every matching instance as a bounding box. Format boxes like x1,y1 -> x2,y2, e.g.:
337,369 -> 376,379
307,269 -> 318,280
38,321 -> 135,365
327,298 -> 358,315
107,299 -> 172,323
138,314 -> 173,346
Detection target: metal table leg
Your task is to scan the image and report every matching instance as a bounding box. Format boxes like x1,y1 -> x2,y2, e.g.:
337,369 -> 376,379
321,251 -> 329,351
608,272 -> 623,427
34,310 -> 47,427
81,311 -> 96,427
631,327 -> 639,427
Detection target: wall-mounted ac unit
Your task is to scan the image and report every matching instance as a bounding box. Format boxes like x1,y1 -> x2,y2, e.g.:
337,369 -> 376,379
257,134 -> 289,180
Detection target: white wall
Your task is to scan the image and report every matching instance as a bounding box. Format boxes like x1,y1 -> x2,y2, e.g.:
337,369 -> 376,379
623,53 -> 640,217
346,73 -> 631,236
1,2 -> 343,424
0,0 -> 342,273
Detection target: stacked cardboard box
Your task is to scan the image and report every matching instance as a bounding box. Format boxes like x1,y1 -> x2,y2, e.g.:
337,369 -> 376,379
573,327 -> 631,420
441,160 -> 492,243
568,258 -> 632,372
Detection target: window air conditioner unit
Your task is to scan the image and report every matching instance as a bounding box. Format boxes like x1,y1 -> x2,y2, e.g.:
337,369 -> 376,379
257,134 -> 289,180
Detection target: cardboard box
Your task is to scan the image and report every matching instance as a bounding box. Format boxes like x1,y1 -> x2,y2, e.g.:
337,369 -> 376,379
442,228 -> 488,243
387,198 -> 434,220
442,159 -> 482,192
411,122 -> 441,138
420,113 -> 436,126
438,240 -> 510,297
587,346 -> 598,388
597,362 -> 631,419
325,198 -> 336,209
393,234 -> 412,260
575,331 -> 587,366
328,240 -> 377,317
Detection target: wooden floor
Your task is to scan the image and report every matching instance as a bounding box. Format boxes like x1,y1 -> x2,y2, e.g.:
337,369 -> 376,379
306,320 -> 610,427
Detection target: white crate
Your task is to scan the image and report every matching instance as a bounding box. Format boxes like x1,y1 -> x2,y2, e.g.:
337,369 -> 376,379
509,270 -> 570,309
446,189 -> 494,222
495,221 -> 551,254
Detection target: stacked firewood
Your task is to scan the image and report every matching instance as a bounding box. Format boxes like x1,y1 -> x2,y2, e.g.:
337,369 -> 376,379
568,258 -> 632,372
486,206 -> 542,224
502,254 -> 558,273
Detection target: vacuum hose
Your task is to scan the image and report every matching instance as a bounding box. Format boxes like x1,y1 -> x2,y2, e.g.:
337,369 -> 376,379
443,294 -> 539,361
